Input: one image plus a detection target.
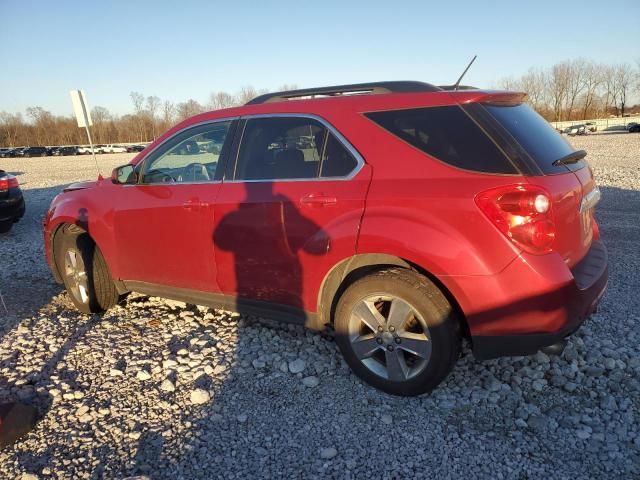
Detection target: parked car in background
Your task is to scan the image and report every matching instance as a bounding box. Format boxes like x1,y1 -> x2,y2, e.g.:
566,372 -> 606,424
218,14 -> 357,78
77,146 -> 93,154
18,146 -> 49,157
564,124 -> 587,136
0,170 -> 25,233
53,146 -> 80,156
0,148 -> 15,158
126,144 -> 147,153
628,122 -> 640,133
43,81 -> 608,395
9,148 -> 25,157
100,144 -> 128,154
585,122 -> 597,132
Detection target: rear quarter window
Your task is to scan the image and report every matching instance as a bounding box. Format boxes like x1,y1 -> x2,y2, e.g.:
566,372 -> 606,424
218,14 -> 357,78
365,106 -> 518,174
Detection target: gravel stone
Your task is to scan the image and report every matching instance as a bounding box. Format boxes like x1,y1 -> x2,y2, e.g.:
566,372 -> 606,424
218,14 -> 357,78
160,379 -> 175,392
302,376 -> 319,388
189,389 -> 211,405
288,359 -> 306,374
320,447 -> 338,460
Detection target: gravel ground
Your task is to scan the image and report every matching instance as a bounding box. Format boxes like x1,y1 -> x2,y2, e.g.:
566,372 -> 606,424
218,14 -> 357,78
0,136 -> 639,479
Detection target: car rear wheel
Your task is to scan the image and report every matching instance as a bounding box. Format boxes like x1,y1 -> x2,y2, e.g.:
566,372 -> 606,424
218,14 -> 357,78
55,226 -> 119,314
334,268 -> 460,396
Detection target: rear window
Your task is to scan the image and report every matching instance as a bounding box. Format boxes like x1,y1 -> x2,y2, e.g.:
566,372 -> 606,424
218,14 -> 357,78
483,104 -> 583,174
365,106 -> 517,174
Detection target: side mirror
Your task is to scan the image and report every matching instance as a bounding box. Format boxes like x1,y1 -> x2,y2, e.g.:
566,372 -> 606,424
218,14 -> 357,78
111,164 -> 138,185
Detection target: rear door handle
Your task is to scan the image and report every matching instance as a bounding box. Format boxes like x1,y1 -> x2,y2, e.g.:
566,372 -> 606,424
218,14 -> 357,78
182,199 -> 208,211
300,193 -> 337,206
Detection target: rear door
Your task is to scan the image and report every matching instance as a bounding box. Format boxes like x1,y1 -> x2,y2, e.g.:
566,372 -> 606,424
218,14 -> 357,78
212,115 -> 370,312
480,103 -> 597,266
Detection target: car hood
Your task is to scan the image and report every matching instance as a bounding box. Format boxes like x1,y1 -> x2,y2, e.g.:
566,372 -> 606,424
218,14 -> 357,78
63,180 -> 97,192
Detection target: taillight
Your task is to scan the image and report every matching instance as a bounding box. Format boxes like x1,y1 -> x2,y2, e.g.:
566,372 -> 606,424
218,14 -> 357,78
0,174 -> 19,190
475,184 -> 555,255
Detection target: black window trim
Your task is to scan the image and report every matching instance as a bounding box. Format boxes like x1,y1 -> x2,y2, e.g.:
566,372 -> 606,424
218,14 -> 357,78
226,113 -> 365,183
130,117 -> 239,187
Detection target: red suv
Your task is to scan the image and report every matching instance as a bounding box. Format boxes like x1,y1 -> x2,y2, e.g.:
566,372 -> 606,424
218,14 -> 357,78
43,82 -> 607,395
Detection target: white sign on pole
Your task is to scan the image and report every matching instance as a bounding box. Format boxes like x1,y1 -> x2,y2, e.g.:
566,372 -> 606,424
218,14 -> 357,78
70,90 -> 93,128
69,89 -> 101,176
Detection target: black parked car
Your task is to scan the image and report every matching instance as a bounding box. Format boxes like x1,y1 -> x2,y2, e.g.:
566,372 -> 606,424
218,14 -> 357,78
53,146 -> 80,156
18,146 -> 49,157
628,122 -> 640,133
0,148 -> 19,158
0,170 -> 25,233
126,144 -> 146,153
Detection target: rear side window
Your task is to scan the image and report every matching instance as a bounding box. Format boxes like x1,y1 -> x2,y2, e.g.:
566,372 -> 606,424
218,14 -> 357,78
365,106 -> 517,174
234,116 -> 360,181
483,104 -> 583,174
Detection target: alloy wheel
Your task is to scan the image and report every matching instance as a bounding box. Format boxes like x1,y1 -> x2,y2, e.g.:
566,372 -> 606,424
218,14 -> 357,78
348,294 -> 432,382
64,248 -> 89,304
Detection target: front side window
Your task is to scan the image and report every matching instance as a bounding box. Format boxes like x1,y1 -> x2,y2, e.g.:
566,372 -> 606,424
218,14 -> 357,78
141,121 -> 231,184
234,116 -> 360,181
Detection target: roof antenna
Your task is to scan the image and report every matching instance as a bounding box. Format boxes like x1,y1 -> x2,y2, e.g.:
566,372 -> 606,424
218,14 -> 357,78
453,55 -> 477,91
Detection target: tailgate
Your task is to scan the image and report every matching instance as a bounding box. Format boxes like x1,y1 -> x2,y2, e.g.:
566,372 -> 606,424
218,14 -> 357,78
531,166 -> 595,268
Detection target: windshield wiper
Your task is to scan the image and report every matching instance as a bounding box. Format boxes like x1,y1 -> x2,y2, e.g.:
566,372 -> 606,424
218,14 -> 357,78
552,149 -> 587,166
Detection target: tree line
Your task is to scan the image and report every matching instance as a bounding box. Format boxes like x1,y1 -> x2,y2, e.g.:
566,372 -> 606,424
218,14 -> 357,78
496,59 -> 639,121
1,59 -> 639,147
0,85 -> 285,148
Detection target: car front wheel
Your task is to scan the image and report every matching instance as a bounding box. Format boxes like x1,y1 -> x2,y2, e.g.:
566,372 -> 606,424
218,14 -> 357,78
334,268 -> 460,396
55,225 -> 119,314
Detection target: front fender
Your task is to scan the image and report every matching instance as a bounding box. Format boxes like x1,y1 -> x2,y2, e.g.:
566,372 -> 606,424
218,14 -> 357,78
45,181 -> 119,279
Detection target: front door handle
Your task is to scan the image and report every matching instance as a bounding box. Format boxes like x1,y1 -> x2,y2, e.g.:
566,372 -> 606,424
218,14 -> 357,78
300,193 -> 337,206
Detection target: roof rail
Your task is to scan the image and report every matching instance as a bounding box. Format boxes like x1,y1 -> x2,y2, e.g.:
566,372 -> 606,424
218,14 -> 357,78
245,81 -> 442,105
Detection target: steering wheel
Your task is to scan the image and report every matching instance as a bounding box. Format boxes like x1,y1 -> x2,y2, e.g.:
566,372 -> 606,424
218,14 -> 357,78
179,163 -> 210,182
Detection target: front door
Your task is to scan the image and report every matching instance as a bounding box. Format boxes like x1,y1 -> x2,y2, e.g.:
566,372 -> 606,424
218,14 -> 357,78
113,120 -> 233,292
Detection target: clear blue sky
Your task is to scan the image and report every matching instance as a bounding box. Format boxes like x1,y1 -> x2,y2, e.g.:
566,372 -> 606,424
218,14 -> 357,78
1,0 -> 638,116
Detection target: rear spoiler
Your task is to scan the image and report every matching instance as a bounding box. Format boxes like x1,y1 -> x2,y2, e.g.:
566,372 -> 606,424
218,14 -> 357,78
450,90 -> 528,106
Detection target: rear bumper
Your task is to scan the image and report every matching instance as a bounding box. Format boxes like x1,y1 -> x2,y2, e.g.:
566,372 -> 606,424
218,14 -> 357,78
450,240 -> 608,360
0,189 -> 25,223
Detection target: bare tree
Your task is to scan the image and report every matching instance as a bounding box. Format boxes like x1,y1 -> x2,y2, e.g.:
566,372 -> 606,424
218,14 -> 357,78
549,63 -> 571,121
161,100 -> 175,130
614,63 -> 634,117
579,62 -> 602,119
236,86 -> 259,105
520,68 -> 548,112
0,112 -> 24,147
130,91 -> 146,140
563,59 -> 588,120
175,99 -> 204,121
146,95 -> 161,140
208,91 -> 237,110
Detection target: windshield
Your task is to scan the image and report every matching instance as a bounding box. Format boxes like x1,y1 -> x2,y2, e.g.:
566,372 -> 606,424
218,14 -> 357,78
484,103 -> 583,174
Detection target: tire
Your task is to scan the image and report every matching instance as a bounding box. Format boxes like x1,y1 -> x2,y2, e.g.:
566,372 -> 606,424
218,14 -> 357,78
0,220 -> 13,234
334,268 -> 460,396
54,225 -> 119,314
